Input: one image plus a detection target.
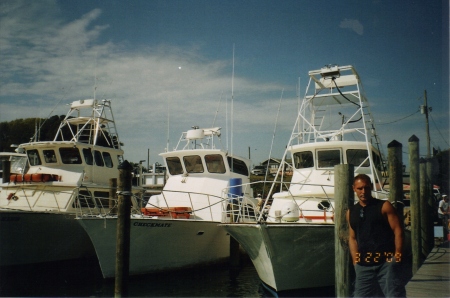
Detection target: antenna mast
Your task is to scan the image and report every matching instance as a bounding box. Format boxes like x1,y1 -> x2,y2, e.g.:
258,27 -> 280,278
166,100 -> 170,152
231,44 -> 235,159
94,52 -> 98,100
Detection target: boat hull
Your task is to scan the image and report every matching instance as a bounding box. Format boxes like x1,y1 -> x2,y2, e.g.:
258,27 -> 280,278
78,217 -> 230,278
0,211 -> 95,266
222,223 -> 335,292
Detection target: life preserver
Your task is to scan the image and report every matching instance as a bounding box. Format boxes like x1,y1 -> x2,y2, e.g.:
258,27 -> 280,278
141,207 -> 192,219
9,173 -> 60,183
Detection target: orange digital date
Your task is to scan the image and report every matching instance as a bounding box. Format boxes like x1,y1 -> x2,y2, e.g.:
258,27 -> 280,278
355,252 -> 401,263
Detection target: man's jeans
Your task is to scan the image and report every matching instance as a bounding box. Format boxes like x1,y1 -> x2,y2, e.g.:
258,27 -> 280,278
354,261 -> 405,297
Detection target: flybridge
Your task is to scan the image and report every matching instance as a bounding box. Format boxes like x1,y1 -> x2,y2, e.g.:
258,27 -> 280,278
307,64 -> 364,106
296,64 -> 382,150
53,99 -> 121,149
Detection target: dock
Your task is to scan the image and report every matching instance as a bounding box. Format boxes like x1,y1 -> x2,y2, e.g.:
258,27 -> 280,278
406,242 -> 450,297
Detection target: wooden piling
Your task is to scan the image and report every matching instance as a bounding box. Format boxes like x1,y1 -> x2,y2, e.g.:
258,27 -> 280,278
115,160 -> 133,298
229,237 -> 241,270
419,158 -> 430,258
109,178 -> 117,214
387,140 -> 404,220
334,164 -> 354,298
408,135 -> 420,274
2,160 -> 10,183
426,158 -> 435,249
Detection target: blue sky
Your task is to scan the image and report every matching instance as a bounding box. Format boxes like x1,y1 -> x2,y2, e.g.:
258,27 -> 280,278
0,0 -> 448,169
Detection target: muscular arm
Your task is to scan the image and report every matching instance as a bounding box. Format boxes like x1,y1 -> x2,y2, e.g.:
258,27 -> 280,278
347,209 -> 359,265
382,201 -> 404,258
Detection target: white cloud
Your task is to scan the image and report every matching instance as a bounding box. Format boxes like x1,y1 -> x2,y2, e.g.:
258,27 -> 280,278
339,18 -> 364,35
0,0 -> 290,164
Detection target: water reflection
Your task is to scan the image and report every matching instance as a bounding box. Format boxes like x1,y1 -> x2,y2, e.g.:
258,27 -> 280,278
0,256 -> 335,297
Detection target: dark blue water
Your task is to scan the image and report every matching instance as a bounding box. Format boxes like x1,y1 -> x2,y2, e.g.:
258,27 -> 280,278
0,257 -> 335,297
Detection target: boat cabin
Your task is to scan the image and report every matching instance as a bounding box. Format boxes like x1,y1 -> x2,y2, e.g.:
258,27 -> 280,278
290,141 -> 383,179
16,142 -> 123,185
164,153 -> 249,177
145,127 -> 254,221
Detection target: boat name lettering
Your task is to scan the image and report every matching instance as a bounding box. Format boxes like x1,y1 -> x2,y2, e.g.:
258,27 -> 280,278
133,222 -> 171,228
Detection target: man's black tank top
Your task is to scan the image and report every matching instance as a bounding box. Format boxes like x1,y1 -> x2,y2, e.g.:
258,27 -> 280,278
349,199 -> 395,266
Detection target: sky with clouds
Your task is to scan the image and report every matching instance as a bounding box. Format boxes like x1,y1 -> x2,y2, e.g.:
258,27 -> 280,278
0,0 -> 448,169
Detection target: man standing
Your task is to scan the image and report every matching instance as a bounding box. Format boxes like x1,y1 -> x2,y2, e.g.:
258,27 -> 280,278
438,194 -> 449,239
346,174 -> 405,297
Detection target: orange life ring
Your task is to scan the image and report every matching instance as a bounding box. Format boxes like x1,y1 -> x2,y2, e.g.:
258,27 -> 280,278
9,173 -> 60,183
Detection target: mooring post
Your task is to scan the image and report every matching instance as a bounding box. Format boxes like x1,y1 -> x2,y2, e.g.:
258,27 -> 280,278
229,236 -> 241,270
426,158 -> 435,249
334,164 -> 354,298
408,135 -> 420,274
419,158 -> 430,259
109,178 -> 117,214
115,160 -> 133,298
2,160 -> 10,183
388,140 -> 404,222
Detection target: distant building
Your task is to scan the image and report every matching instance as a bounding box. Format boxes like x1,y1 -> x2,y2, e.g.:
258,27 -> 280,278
259,158 -> 293,175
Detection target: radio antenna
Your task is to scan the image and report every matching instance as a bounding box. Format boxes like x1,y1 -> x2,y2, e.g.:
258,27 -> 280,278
231,44 -> 235,161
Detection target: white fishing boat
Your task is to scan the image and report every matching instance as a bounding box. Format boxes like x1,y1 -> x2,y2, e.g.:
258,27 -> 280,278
0,99 -> 129,266
77,127 -> 258,278
220,65 -> 388,292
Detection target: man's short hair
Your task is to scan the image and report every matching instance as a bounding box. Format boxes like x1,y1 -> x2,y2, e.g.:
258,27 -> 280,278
353,173 -> 372,185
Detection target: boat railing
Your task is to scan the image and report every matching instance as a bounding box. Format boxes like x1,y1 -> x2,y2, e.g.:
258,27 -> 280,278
74,187 -> 254,221
221,181 -> 270,223
0,185 -> 77,212
222,180 -> 390,224
139,189 -> 258,222
75,189 -> 144,217
222,180 -> 336,223
223,197 -> 260,223
0,184 -> 142,215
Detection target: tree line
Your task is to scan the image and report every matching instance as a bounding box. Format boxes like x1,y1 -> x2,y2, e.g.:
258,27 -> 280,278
0,116 -> 64,152
0,116 -> 119,152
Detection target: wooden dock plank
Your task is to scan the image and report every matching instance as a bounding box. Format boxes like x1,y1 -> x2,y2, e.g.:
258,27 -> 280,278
406,244 -> 450,297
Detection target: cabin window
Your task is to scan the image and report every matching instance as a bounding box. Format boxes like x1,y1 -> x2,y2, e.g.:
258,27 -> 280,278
227,157 -> 249,176
166,157 -> 183,175
293,151 -> 314,169
205,154 -> 226,173
93,150 -> 104,167
183,155 -> 204,173
346,149 -> 370,168
10,155 -> 28,174
43,150 -> 57,163
59,148 -> 82,164
103,152 -> 113,168
82,148 -> 93,165
317,149 -> 341,168
27,149 -> 42,166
